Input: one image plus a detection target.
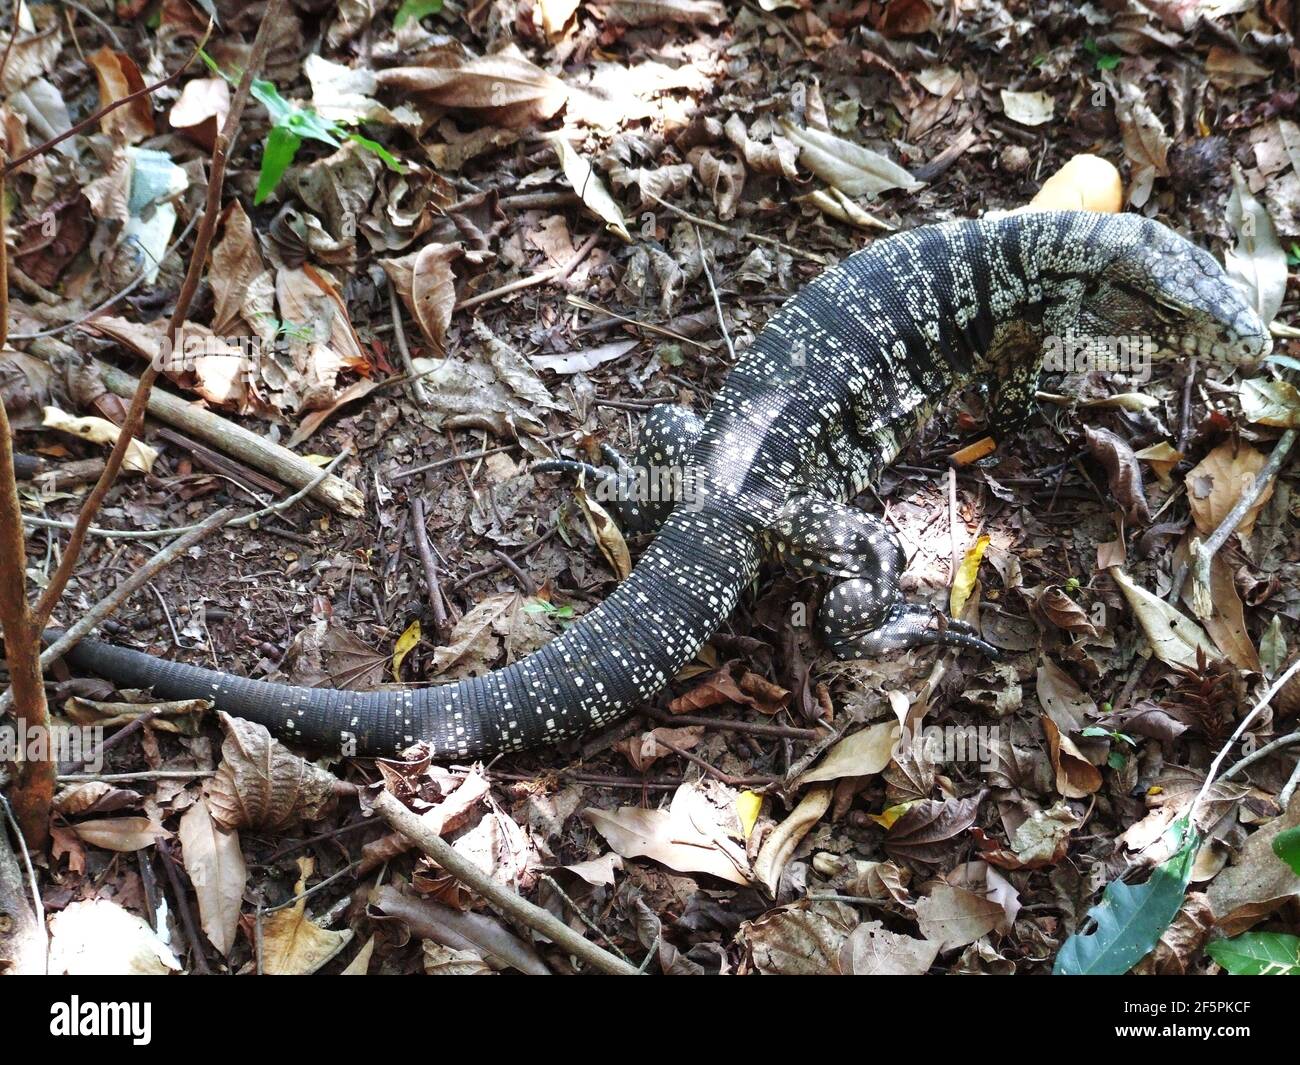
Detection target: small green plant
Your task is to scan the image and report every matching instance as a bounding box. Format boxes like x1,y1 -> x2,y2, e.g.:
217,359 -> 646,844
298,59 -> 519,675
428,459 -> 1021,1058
200,51 -> 403,205
524,599 -> 576,625
1082,725 -> 1137,769
1082,38 -> 1122,71
1201,826 -> 1300,974
1286,241 -> 1300,267
395,0 -> 443,27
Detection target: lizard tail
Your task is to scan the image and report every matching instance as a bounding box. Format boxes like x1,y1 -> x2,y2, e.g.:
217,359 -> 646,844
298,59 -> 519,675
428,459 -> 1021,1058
56,505 -> 762,758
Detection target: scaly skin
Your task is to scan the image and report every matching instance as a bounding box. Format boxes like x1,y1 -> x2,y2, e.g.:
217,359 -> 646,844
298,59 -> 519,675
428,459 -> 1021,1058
55,212 -> 1269,756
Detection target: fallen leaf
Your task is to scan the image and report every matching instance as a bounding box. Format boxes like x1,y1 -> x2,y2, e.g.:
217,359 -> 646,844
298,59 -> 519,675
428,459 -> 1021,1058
1000,89 -> 1054,127
71,816 -> 168,852
780,120 -> 921,199
375,53 -> 568,129
915,883 -> 1005,951
261,857 -> 354,975
1042,716 -> 1102,798
48,899 -> 181,975
950,534 -> 990,618
1186,442 -> 1274,539
885,793 -> 982,864
739,899 -> 856,974
178,797 -> 247,956
1109,567 -> 1219,669
86,47 -> 154,143
552,136 -> 631,242
42,406 -> 158,473
207,713 -> 338,832
392,619 -> 421,681
839,920 -> 939,974
754,785 -> 832,893
794,722 -> 899,787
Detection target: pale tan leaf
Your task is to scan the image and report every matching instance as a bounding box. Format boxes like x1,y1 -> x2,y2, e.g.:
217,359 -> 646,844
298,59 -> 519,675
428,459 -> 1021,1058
261,857 -> 353,975
71,816 -> 168,852
48,899 -> 181,975
780,120 -> 921,199
795,722 -> 899,787
754,785 -> 832,893
552,136 -> 631,241
1041,716 -> 1102,798
1109,567 -> 1218,668
915,883 -> 1004,951
42,406 -> 157,473
178,796 -> 248,955
1186,442 -> 1274,539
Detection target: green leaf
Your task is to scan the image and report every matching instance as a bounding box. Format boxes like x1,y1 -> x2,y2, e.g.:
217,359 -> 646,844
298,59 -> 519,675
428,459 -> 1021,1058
1054,828 -> 1198,975
345,132 -> 404,173
1207,932 -> 1300,975
395,0 -> 443,27
255,125 -> 302,205
1274,825 -> 1300,876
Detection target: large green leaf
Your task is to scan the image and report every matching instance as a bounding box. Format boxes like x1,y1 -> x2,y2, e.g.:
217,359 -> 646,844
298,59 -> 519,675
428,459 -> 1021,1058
1207,932 -> 1300,975
1054,829 -> 1198,975
1273,825 -> 1300,876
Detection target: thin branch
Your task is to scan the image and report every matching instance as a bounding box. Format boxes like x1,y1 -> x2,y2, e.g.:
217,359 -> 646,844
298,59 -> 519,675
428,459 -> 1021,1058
2,26 -> 210,176
32,0 -> 284,631
692,224 -> 736,364
371,790 -> 641,976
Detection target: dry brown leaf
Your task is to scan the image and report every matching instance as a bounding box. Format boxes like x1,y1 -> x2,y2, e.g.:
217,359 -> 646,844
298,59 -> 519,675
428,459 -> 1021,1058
42,406 -> 157,473
431,592 -> 554,678
1207,792 -> 1300,936
70,816 -> 168,852
884,793 -> 982,864
754,785 -> 832,893
52,781 -> 141,817
1036,585 -> 1099,637
375,54 -> 568,129
168,76 -> 229,150
1036,656 -> 1097,731
1109,566 -> 1219,668
915,883 -> 1005,951
840,920 -> 940,974
614,725 -> 704,772
210,200 -> 271,336
574,484 -> 633,578
1041,716 -> 1102,798
584,783 -> 750,885
1084,425 -> 1151,524
552,136 -> 631,241
178,796 -> 247,956
739,900 -> 857,974
1175,538 -> 1260,672
86,47 -> 154,143
410,241 -> 462,352
261,857 -> 354,975
207,713 -> 338,832
780,120 -> 920,199
1186,442 -> 1274,539
1133,893 -> 1215,975
794,722 -> 899,787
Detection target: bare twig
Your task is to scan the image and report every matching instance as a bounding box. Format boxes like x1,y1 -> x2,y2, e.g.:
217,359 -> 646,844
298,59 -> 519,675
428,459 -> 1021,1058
692,225 -> 736,364
31,0 -> 285,633
454,231 -> 600,312
409,497 -> 448,637
387,278 -> 429,406
371,790 -> 641,976
645,191 -> 828,265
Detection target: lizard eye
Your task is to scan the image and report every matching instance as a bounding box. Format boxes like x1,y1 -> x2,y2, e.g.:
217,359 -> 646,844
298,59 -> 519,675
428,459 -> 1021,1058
1151,295 -> 1189,325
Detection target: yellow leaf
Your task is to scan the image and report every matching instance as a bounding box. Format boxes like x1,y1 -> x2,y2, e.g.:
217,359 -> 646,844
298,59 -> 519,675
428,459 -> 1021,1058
736,791 -> 763,840
869,801 -> 917,830
950,534 -> 990,617
393,619 -> 421,681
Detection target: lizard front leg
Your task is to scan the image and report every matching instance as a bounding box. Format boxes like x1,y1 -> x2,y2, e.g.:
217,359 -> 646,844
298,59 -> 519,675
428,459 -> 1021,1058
534,404 -> 704,535
774,495 -> 998,658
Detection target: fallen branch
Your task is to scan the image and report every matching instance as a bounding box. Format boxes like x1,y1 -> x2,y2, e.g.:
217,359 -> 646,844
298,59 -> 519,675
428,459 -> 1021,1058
370,789 -> 641,976
28,341 -> 363,516
0,147 -> 55,848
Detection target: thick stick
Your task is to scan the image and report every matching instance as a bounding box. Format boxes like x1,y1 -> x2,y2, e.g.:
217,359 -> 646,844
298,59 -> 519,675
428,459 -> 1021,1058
27,341 -> 363,516
371,790 -> 641,976
0,150 -> 55,848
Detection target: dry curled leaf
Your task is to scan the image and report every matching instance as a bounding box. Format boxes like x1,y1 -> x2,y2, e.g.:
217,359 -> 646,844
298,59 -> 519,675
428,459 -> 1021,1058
1186,441 -> 1274,539
1035,585 -> 1099,637
207,712 -> 338,832
1084,425 -> 1151,524
1041,716 -> 1102,798
884,792 -> 982,864
754,785 -> 832,894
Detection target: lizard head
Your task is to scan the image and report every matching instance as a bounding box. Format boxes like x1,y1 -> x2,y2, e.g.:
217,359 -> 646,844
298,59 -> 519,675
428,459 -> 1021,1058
1074,216 -> 1271,368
